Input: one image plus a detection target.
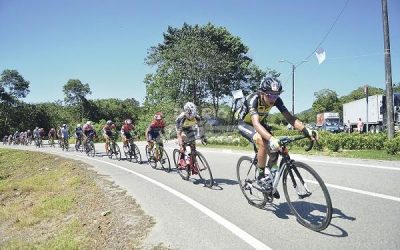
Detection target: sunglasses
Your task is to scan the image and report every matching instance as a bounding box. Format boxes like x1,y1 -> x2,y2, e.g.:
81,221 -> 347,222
266,94 -> 279,101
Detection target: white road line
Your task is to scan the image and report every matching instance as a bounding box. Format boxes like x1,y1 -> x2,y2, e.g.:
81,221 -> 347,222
73,154 -> 272,250
325,183 -> 400,202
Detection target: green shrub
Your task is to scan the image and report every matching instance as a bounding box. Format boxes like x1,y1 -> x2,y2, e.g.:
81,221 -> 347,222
384,138 -> 400,155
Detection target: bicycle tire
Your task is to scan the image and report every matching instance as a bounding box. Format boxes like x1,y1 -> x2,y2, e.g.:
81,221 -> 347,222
114,143 -> 121,161
172,148 -> 180,170
132,144 -> 142,163
236,156 -> 267,208
106,143 -> 113,159
160,147 -> 171,172
194,151 -> 213,187
145,145 -> 157,168
282,161 -> 332,231
174,149 -> 189,180
87,142 -> 95,157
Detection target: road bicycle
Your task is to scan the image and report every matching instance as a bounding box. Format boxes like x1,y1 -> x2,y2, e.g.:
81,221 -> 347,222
61,137 -> 69,151
123,136 -> 142,163
106,133 -> 121,160
173,137 -> 213,188
236,133 -> 332,231
35,137 -> 43,148
75,135 -> 83,152
48,136 -> 56,148
145,137 -> 171,172
84,132 -> 96,157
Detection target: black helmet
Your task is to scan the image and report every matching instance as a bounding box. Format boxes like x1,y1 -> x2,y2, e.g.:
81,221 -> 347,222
259,77 -> 283,94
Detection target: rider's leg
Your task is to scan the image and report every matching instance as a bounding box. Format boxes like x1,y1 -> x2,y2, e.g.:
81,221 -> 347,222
253,133 -> 271,178
105,136 -> 109,154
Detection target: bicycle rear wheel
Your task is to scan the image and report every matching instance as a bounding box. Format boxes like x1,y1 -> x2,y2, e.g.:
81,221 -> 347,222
194,152 -> 213,187
146,145 -> 157,169
114,143 -> 121,161
174,149 -> 189,180
132,143 -> 142,163
282,161 -> 332,231
236,156 -> 267,208
87,142 -> 95,157
160,147 -> 171,172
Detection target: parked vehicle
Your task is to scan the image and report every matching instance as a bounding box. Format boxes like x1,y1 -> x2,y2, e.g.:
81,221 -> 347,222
342,94 -> 400,133
316,112 -> 341,133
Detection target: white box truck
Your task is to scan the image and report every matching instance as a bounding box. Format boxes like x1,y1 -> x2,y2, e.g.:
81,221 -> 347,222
342,94 -> 400,133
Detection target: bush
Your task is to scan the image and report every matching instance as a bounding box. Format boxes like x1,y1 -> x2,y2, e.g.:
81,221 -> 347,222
384,137 -> 400,155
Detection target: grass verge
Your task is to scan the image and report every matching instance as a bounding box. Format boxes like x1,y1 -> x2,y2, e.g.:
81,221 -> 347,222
0,148 -> 164,249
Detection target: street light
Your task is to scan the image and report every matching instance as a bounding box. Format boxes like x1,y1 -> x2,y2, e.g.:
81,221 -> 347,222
279,59 -> 308,115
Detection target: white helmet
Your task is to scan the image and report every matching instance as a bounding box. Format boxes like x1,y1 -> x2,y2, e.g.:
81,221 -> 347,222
77,124 -> 81,128
184,102 -> 197,118
86,121 -> 92,125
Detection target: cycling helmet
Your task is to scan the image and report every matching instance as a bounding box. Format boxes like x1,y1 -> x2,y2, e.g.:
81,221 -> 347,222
77,124 -> 81,128
86,121 -> 92,125
62,124 -> 66,128
125,119 -> 132,125
184,102 -> 197,118
106,120 -> 112,125
259,77 -> 283,94
154,112 -> 163,120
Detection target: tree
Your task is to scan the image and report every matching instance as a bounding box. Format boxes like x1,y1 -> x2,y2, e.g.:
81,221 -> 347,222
0,69 -> 30,134
312,89 -> 341,114
145,23 -> 256,117
62,79 -> 91,121
393,82 -> 400,93
0,69 -> 30,103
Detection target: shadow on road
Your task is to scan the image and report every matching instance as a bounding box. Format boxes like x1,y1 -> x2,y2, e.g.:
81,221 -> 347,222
258,202 -> 354,237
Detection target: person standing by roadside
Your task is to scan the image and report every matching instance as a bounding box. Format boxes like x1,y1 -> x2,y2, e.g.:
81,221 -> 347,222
357,118 -> 364,133
346,120 -> 352,133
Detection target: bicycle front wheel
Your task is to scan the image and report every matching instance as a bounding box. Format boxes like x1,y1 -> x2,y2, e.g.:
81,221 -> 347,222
132,144 -> 142,163
146,145 -> 157,169
174,149 -> 189,180
88,142 -> 95,157
160,147 -> 171,172
114,143 -> 121,161
194,152 -> 213,187
236,156 -> 267,208
282,161 -> 332,231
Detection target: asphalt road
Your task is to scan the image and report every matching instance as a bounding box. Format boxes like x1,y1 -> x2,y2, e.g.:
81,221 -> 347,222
3,141 -> 400,250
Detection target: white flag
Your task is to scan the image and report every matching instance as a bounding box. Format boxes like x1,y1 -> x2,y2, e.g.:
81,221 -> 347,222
315,47 -> 326,64
231,89 -> 244,100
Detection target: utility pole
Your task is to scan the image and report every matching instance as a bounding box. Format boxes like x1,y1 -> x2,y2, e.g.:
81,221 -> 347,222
279,60 -> 308,115
382,0 -> 394,138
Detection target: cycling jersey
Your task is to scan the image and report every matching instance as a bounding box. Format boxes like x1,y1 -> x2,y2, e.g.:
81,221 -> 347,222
76,127 -> 83,136
175,112 -> 201,132
103,124 -> 113,137
148,120 -> 166,133
237,92 -> 288,124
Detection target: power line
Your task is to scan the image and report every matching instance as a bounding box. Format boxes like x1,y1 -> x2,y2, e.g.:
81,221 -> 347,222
301,0 -> 351,64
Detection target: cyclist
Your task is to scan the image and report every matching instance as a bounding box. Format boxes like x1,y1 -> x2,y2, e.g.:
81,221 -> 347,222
120,119 -> 134,148
82,121 -> 95,148
75,124 -> 83,148
175,102 -> 204,168
236,77 -> 318,196
48,128 -> 56,145
145,112 -> 166,155
103,120 -> 115,154
26,129 -> 32,144
60,124 -> 69,148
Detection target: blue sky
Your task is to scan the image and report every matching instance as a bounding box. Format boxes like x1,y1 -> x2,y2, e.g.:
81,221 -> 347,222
0,0 -> 399,113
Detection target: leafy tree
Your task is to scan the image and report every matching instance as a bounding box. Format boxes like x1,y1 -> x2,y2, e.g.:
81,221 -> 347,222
145,23 -> 257,117
62,79 -> 92,120
339,85 -> 384,104
0,69 -> 30,134
312,89 -> 341,114
0,69 -> 30,103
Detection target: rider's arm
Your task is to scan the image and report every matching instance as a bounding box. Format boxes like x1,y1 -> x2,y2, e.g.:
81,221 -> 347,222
145,127 -> 150,141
